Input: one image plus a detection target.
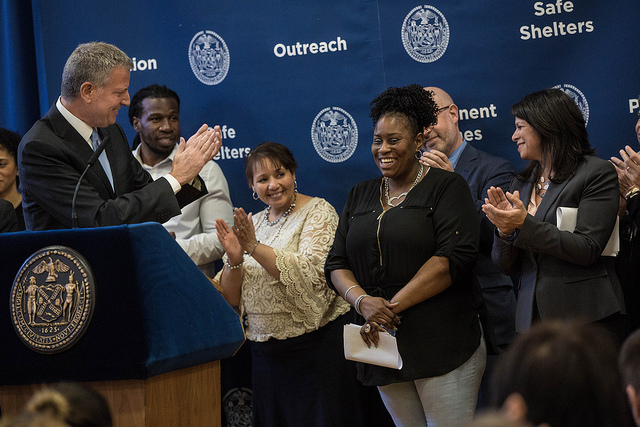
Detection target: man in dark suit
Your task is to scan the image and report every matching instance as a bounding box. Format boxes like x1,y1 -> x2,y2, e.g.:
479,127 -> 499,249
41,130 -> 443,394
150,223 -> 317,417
18,42 -> 221,230
421,86 -> 517,350
420,86 -> 516,406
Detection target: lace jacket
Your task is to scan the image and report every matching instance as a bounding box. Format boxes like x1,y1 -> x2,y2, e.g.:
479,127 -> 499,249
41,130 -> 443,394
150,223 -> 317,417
219,197 -> 349,342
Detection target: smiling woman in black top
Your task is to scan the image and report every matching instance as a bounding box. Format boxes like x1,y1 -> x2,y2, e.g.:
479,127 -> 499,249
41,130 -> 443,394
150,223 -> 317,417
325,84 -> 486,426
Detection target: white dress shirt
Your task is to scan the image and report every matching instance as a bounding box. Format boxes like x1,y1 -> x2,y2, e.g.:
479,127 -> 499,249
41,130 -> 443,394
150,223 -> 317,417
134,144 -> 234,277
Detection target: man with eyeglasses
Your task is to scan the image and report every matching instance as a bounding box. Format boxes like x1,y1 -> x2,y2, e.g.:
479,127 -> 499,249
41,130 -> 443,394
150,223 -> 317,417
420,86 -> 516,408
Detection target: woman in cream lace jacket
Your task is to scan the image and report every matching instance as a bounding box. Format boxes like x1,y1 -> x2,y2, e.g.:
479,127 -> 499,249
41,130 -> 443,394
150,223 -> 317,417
215,142 -> 372,427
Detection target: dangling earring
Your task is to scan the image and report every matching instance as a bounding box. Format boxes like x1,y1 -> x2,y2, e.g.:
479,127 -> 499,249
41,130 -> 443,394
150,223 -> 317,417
252,190 -> 259,200
294,180 -> 298,192
415,151 -> 421,160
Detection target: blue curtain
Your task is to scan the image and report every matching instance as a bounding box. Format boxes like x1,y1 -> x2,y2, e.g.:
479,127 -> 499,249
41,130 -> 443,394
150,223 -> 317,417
0,0 -> 39,136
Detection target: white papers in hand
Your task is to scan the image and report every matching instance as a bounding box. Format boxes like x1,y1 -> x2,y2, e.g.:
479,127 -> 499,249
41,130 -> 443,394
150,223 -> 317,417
343,323 -> 403,369
556,207 -> 619,256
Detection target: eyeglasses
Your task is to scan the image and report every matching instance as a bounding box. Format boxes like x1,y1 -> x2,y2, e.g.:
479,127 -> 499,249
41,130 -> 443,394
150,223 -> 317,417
436,105 -> 451,114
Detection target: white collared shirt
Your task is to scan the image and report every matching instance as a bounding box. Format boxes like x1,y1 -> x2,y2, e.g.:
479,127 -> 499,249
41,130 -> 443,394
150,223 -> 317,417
56,97 -> 93,147
133,144 -> 234,276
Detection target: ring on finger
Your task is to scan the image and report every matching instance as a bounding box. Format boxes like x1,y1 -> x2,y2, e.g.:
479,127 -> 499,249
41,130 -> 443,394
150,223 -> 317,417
238,225 -> 245,230
363,324 -> 371,333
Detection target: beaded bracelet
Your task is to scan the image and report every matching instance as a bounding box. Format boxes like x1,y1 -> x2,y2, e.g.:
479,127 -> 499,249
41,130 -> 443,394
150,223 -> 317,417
354,294 -> 369,315
247,240 -> 260,257
225,260 -> 243,270
343,285 -> 361,302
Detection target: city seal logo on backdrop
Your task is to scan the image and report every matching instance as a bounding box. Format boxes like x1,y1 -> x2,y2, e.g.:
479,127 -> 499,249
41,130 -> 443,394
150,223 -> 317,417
311,107 -> 358,163
10,246 -> 96,354
553,84 -> 590,125
402,5 -> 450,63
189,30 -> 230,85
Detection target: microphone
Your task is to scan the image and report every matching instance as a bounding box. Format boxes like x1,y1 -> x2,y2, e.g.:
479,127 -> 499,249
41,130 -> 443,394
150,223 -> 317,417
71,133 -> 111,228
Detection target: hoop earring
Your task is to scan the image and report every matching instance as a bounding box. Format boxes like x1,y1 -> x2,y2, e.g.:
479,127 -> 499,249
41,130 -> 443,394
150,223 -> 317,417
252,191 -> 259,200
415,151 -> 421,160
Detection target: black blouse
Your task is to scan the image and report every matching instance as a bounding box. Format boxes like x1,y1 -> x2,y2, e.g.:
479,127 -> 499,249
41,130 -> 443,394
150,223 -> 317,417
326,167 -> 483,385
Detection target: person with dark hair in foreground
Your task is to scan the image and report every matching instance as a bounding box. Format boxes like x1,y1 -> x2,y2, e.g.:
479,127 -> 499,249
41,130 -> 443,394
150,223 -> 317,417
620,328 -> 640,426
326,84 -> 485,426
491,320 -> 630,427
1,382 -> 112,427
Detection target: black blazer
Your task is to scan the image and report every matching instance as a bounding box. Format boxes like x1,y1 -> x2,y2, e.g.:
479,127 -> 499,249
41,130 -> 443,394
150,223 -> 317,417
18,104 -> 183,230
0,199 -> 18,233
492,155 -> 625,332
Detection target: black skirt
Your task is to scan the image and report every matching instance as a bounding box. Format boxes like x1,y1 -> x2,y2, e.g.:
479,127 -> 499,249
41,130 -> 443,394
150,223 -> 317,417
249,312 -> 393,427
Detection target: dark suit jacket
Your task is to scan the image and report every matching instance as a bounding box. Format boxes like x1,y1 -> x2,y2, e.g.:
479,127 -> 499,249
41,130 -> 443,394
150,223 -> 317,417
455,143 -> 517,347
492,155 -> 625,332
616,190 -> 640,334
18,104 -> 184,230
0,199 -> 18,233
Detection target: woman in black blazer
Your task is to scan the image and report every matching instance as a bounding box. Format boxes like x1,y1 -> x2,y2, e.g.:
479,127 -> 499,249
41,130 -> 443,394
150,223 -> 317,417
482,88 -> 625,343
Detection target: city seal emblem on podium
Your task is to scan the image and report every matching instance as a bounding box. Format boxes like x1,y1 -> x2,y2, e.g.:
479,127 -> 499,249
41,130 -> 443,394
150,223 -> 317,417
10,246 -> 96,354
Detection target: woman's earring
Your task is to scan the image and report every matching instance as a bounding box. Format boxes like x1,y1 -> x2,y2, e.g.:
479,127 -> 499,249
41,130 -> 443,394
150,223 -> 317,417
415,151 -> 422,160
252,191 -> 259,200
294,180 -> 298,192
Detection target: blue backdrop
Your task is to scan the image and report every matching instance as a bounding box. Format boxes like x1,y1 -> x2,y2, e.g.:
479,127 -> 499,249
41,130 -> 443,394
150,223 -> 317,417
3,0 -> 640,214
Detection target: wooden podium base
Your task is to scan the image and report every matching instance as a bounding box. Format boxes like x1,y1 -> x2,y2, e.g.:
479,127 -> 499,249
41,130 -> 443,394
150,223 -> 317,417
0,360 -> 221,427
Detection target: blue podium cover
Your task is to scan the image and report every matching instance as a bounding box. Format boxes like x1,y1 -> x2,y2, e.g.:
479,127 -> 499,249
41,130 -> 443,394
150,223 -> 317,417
0,223 -> 244,385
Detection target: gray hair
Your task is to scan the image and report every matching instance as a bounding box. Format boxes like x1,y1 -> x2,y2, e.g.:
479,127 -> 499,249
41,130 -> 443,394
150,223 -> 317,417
61,42 -> 133,99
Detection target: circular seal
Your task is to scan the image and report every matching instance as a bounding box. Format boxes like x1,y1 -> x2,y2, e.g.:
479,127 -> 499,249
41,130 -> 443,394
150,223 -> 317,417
553,83 -> 590,125
222,387 -> 252,427
10,246 -> 96,354
188,30 -> 230,85
311,106 -> 358,163
402,5 -> 450,63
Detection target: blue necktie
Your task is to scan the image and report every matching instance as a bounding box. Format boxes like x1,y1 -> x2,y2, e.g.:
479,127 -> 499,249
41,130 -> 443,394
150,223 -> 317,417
90,129 -> 114,190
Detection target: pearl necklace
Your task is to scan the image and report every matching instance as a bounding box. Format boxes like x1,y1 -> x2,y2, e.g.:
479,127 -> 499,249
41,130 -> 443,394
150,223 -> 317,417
384,164 -> 424,207
264,191 -> 297,226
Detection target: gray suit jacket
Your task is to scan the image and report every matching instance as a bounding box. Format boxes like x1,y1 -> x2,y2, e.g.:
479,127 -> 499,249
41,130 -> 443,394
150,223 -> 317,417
18,104 -> 184,230
492,155 -> 624,332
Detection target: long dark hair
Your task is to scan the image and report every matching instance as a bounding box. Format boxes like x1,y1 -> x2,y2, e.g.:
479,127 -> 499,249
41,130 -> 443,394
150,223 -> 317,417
511,88 -> 594,182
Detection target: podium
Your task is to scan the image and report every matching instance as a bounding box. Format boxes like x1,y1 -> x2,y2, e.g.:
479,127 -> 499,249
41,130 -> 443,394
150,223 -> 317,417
0,223 -> 245,426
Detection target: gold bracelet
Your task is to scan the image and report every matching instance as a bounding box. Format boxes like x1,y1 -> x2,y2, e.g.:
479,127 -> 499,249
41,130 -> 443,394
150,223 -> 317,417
626,187 -> 640,200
